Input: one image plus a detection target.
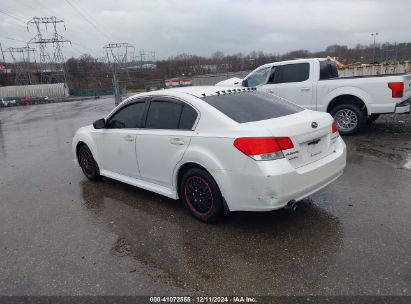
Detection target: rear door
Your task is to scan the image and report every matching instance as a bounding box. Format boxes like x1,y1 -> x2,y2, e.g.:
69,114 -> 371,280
136,97 -> 198,188
273,63 -> 315,110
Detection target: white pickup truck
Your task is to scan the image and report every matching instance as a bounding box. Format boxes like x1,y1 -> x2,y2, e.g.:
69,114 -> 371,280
216,58 -> 411,135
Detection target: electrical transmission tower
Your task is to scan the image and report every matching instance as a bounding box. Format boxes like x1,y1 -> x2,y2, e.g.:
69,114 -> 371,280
133,50 -> 156,69
27,17 -> 71,84
104,43 -> 135,105
6,46 -> 36,85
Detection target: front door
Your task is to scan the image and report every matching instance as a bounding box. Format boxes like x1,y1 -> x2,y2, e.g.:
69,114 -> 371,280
96,100 -> 147,179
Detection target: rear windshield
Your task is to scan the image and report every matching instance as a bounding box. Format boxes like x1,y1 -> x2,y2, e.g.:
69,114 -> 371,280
202,92 -> 303,123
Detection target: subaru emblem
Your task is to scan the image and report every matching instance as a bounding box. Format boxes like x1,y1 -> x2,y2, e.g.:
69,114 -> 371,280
311,122 -> 318,128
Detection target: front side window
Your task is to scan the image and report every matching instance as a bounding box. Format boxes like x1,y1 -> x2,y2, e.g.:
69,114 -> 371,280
107,102 -> 146,129
276,63 -> 310,84
244,67 -> 271,87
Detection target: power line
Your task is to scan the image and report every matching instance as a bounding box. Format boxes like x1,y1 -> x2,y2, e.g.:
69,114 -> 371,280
0,36 -> 27,43
0,8 -> 26,23
71,0 -> 113,38
64,0 -> 112,41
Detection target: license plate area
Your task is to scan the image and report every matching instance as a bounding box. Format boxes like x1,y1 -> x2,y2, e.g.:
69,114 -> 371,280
299,135 -> 330,165
307,138 -> 323,157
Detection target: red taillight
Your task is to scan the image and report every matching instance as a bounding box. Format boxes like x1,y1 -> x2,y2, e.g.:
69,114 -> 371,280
233,137 -> 294,161
388,82 -> 404,98
332,121 -> 338,133
276,137 -> 294,150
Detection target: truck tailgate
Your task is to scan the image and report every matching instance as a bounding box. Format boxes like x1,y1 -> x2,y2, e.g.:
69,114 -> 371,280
403,74 -> 411,101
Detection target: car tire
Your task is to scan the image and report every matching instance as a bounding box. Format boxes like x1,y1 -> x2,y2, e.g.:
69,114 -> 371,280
331,104 -> 365,135
180,168 -> 224,223
366,114 -> 380,124
78,144 -> 101,181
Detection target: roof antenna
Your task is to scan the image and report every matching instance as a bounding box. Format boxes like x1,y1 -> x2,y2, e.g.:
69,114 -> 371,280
202,93 -> 206,97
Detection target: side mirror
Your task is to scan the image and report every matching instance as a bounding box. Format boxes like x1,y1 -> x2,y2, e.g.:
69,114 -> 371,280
242,79 -> 248,87
93,118 -> 106,129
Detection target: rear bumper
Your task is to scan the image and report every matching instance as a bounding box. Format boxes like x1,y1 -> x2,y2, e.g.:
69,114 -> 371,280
395,100 -> 410,114
368,100 -> 410,114
214,138 -> 346,212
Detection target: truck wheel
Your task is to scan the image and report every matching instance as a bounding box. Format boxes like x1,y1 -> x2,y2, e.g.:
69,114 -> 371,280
331,104 -> 365,135
366,114 -> 380,124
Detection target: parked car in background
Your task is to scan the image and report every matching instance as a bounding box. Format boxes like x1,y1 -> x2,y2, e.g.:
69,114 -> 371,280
19,96 -> 33,106
32,96 -> 49,104
216,58 -> 411,135
72,86 -> 346,222
1,97 -> 18,107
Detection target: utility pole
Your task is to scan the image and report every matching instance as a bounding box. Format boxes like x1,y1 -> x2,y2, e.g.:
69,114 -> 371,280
27,17 -> 71,84
371,32 -> 379,63
0,43 -> 5,66
104,43 -> 134,105
6,46 -> 36,85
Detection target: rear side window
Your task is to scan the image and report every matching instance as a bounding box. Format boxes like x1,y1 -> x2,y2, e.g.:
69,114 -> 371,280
179,104 -> 198,129
202,92 -> 303,123
146,101 -> 182,129
276,63 -> 309,83
320,61 -> 338,79
145,100 -> 198,130
107,102 -> 146,129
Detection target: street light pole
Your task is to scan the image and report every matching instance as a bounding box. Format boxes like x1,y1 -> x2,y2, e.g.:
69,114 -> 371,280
371,32 -> 379,63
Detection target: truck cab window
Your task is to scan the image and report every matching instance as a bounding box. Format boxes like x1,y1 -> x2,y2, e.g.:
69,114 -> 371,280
276,63 -> 310,84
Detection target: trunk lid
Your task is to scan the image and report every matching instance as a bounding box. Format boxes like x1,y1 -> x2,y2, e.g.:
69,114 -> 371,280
244,110 -> 337,168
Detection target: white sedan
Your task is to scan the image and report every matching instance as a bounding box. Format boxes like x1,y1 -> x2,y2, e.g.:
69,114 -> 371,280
72,86 -> 346,222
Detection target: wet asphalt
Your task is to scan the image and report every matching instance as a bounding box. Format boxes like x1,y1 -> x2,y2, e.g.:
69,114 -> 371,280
0,97 -> 410,296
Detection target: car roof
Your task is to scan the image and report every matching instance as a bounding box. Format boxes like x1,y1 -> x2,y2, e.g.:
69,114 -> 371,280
127,86 -> 255,99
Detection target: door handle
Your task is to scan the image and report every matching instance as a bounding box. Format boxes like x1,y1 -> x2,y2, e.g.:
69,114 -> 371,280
124,135 -> 134,142
267,89 -> 274,93
301,87 -> 311,91
170,138 -> 185,145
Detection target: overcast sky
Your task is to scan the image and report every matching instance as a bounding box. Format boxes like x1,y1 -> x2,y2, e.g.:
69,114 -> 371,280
0,0 -> 410,61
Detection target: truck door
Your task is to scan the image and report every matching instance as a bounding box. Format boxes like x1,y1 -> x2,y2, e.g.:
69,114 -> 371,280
271,63 -> 314,110
259,66 -> 278,95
